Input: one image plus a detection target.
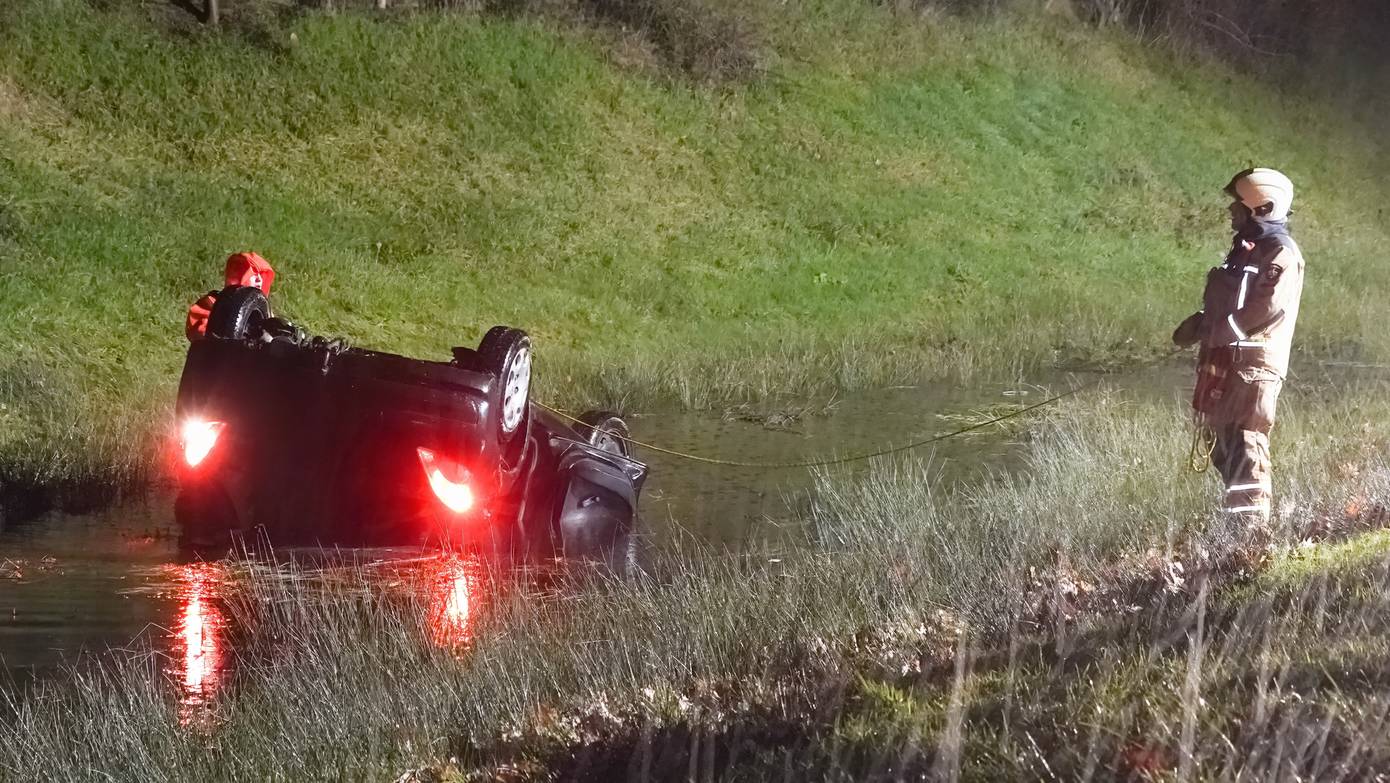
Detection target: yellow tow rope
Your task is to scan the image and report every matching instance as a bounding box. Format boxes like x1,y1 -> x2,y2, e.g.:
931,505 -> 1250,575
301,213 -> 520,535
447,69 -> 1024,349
1187,419 -> 1217,473
536,348 -> 1187,470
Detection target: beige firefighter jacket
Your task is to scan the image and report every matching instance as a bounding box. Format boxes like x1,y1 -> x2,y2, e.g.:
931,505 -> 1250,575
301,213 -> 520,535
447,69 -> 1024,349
1178,231 -> 1305,379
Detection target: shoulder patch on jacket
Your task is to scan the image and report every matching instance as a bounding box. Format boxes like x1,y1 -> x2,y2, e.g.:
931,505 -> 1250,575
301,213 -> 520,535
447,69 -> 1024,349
1260,243 -> 1293,276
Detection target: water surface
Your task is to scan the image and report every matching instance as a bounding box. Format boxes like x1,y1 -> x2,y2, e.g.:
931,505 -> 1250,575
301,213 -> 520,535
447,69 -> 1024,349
0,368 -> 1191,696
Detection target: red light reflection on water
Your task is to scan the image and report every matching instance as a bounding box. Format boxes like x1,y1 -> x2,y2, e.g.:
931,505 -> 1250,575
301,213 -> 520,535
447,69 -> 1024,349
161,554 -> 481,723
426,556 -> 483,648
170,563 -> 225,722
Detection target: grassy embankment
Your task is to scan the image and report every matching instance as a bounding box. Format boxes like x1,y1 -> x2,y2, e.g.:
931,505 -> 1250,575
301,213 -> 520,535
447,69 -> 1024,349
2,0 -> 1389,505
4,376 -> 1390,780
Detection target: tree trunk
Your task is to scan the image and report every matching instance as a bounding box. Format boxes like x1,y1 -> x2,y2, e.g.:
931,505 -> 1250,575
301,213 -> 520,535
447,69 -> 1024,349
376,0 -> 388,9
206,0 -> 219,25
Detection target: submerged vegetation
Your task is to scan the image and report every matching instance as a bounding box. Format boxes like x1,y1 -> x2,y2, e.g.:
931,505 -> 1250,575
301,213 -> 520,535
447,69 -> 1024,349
2,0 -> 1390,504
4,382 -> 1389,780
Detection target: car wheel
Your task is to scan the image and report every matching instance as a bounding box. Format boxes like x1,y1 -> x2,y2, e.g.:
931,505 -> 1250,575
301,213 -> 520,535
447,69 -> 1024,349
576,410 -> 633,458
207,285 -> 270,341
478,326 -> 532,444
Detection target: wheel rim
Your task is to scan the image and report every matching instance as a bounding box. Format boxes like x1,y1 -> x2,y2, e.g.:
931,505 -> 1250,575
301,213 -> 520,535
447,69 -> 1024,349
501,344 -> 531,433
594,430 -> 620,454
591,421 -> 629,457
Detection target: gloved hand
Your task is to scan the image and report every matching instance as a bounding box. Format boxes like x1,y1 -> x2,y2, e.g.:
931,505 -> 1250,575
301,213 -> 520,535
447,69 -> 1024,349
185,290 -> 219,342
1172,311 -> 1204,347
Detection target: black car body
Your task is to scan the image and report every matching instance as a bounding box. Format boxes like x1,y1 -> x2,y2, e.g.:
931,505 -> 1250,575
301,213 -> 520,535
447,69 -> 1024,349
173,286 -> 645,563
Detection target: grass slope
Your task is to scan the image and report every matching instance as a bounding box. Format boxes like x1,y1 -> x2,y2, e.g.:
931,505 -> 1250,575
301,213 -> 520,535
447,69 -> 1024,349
1,0 -> 1388,498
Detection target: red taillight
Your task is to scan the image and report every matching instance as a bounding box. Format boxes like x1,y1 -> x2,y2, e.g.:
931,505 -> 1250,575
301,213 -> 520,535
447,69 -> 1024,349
181,420 -> 226,468
417,448 -> 475,514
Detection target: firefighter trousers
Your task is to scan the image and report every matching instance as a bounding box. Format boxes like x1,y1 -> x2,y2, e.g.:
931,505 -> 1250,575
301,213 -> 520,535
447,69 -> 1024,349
1211,425 -> 1272,522
1207,372 -> 1282,525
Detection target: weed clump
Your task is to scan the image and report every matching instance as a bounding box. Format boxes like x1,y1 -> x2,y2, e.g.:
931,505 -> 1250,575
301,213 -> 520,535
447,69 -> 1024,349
573,0 -> 764,83
870,0 -> 1010,17
477,0 -> 765,82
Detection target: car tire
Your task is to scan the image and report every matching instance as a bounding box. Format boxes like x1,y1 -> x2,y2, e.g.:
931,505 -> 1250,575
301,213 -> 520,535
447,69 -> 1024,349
478,326 -> 532,444
207,285 -> 270,341
576,410 -> 633,458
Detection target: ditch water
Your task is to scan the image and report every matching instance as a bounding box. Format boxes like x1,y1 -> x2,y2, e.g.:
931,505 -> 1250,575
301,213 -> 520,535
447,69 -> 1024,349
0,365 -> 1193,706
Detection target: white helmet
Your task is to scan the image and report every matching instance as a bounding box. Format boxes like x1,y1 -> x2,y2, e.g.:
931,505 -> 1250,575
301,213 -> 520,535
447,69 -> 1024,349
1225,167 -> 1294,223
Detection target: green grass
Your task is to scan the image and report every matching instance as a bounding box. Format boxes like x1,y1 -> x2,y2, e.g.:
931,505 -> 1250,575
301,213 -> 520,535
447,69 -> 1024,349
4,381 -> 1390,780
2,0 -> 1389,500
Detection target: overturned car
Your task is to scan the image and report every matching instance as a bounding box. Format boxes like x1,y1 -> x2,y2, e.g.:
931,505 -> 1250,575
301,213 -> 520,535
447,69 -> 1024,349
173,285 -> 645,565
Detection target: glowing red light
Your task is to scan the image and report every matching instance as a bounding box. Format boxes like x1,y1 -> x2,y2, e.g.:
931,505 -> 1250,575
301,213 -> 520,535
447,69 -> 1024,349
445,575 -> 470,626
428,557 -> 481,647
183,580 -> 215,692
181,419 -> 226,467
172,563 -> 225,725
417,447 -> 474,513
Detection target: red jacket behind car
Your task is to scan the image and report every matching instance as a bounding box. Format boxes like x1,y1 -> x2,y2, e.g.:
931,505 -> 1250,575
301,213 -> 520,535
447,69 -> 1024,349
186,252 -> 276,341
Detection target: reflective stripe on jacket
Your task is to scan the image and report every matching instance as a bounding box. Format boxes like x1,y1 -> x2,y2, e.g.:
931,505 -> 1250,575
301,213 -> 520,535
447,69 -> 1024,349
1198,232 -> 1305,379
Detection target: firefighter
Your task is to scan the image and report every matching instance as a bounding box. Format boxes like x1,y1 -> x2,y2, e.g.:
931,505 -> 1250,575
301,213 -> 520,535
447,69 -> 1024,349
186,252 -> 276,341
1172,168 -> 1304,536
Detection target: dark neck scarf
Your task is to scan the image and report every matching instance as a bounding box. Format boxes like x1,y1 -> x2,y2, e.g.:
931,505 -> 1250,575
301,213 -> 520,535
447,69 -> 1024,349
1225,220 -> 1290,266
1236,219 -> 1290,242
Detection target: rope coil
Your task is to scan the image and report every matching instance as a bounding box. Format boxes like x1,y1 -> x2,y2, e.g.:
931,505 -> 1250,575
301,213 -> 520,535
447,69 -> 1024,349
1187,419 -> 1217,473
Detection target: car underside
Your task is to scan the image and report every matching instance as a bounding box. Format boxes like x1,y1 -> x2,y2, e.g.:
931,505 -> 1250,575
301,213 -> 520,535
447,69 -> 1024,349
173,286 -> 646,567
